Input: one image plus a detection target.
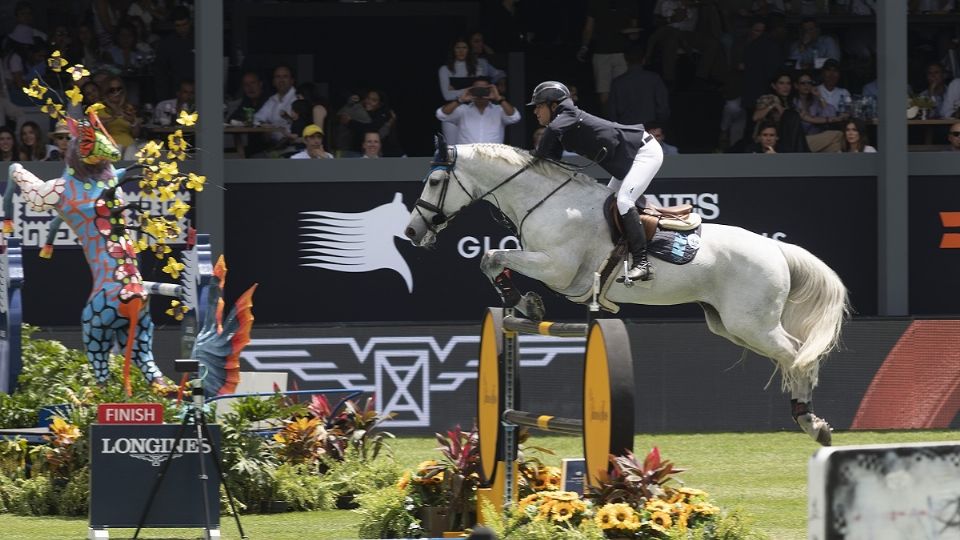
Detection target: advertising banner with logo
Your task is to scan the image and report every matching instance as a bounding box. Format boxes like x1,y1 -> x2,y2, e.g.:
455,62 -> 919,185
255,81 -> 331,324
89,424 -> 221,528
235,318 -> 960,436
909,176 -> 960,315
224,177 -> 878,324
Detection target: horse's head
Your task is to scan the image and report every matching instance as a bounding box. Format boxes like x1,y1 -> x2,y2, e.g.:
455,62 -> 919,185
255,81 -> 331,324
66,112 -> 121,172
405,134 -> 475,248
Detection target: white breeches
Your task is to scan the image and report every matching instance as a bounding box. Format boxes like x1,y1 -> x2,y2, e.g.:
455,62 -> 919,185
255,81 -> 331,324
606,137 -> 664,215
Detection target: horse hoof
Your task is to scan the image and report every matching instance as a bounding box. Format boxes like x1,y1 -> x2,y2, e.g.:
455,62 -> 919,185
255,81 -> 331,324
517,292 -> 545,321
796,412 -> 833,446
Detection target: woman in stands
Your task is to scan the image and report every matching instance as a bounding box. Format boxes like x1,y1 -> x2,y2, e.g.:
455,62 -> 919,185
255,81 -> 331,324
840,118 -> 876,153
437,37 -> 505,144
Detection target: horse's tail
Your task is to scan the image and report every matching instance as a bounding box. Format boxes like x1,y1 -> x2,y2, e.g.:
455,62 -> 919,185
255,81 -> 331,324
777,242 -> 850,387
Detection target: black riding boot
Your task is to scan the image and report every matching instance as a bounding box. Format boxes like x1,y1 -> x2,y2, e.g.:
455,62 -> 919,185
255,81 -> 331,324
622,207 -> 653,281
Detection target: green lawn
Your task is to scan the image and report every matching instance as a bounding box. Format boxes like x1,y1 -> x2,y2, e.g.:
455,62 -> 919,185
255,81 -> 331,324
1,430 -> 954,539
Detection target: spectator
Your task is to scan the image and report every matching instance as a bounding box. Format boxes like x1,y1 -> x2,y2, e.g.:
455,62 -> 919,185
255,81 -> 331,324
947,121 -> 960,151
361,130 -> 382,158
9,2 -> 47,43
435,80 -> 520,144
227,71 -> 267,124
289,124 -> 333,159
840,118 -> 876,152
105,22 -> 152,72
127,0 -> 167,41
47,121 -> 71,161
76,22 -> 104,68
468,30 -> 507,91
793,71 -> 844,152
254,65 -> 298,145
438,37 -> 505,144
3,26 -> 34,106
288,97 -> 314,145
337,89 -> 402,156
296,82 -> 329,136
49,25 -> 82,67
81,80 -> 103,109
753,72 -> 810,152
787,18 -> 840,70
0,127 -> 16,161
738,18 -> 784,148
915,62 -> 947,117
607,43 -> 670,125
645,0 -> 726,89
153,79 -> 194,124
815,59 -> 851,111
90,0 -> 120,49
579,0 -> 639,107
938,74 -> 960,119
19,121 -> 54,161
647,123 -> 679,155
153,6 -> 194,100
98,75 -> 142,158
746,121 -> 779,153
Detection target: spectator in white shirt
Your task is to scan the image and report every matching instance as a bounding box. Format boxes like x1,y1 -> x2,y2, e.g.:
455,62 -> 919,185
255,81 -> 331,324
940,78 -> 960,119
152,80 -> 194,125
289,124 -> 333,159
815,59 -> 851,111
254,64 -> 298,144
435,80 -> 520,144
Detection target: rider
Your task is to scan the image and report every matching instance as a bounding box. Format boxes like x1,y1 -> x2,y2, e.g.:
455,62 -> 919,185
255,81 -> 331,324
528,81 -> 663,281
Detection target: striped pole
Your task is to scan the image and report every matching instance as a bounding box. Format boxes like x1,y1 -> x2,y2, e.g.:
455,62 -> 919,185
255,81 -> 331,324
502,409 -> 583,435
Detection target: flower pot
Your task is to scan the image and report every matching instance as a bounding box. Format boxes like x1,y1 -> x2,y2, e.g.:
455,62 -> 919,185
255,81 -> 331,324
418,506 -> 449,538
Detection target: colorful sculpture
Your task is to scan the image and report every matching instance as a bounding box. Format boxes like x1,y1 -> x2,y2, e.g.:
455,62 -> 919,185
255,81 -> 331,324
3,53 -> 254,396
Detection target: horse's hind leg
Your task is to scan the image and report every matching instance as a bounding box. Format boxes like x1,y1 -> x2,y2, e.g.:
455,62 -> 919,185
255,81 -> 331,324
720,307 -> 832,445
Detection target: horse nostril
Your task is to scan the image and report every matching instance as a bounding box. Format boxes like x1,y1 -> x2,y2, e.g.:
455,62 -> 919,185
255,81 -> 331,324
404,227 -> 416,239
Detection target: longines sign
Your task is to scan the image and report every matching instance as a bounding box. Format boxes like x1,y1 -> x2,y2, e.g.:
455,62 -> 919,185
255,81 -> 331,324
90,424 -> 220,528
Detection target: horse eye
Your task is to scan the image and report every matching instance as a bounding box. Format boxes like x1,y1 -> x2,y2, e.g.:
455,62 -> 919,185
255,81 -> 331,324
428,178 -> 440,187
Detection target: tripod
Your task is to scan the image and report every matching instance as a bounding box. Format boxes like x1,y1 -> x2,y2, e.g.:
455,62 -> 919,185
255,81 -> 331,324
133,376 -> 247,540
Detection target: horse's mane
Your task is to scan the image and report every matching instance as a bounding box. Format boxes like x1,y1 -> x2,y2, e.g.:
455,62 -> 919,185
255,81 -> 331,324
464,144 -> 598,187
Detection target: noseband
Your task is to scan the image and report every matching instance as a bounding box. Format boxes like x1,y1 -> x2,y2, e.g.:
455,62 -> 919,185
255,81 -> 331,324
414,144 -> 534,234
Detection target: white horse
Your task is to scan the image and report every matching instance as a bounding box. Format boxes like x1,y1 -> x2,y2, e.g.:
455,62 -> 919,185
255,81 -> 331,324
404,142 -> 849,445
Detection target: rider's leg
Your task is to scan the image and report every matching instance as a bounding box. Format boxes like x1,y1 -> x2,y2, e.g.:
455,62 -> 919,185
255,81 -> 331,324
618,138 -> 664,281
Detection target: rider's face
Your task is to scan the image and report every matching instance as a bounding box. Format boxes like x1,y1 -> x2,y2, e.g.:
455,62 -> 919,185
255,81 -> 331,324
534,103 -> 552,126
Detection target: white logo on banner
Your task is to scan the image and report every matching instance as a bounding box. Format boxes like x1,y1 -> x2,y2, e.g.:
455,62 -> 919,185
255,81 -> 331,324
240,335 -> 586,427
299,192 -> 414,292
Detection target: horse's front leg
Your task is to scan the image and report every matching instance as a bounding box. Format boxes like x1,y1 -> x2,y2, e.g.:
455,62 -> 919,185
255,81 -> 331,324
481,249 -> 577,320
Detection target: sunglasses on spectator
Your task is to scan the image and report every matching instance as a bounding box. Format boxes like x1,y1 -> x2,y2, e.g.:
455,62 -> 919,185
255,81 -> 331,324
951,131 -> 960,137
53,135 -> 69,140
108,86 -> 125,93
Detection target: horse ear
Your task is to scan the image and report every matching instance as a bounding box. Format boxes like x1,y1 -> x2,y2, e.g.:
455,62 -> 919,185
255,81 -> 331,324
434,133 -> 448,163
66,118 -> 78,137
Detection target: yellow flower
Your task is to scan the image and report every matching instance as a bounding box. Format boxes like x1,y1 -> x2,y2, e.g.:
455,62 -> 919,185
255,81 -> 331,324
543,491 -> 579,501
177,110 -> 198,126
135,236 -> 149,253
396,471 -> 410,491
152,242 -> 173,259
165,299 -> 189,320
646,499 -> 673,513
41,98 -> 64,119
137,140 -> 163,164
594,505 -> 621,530
67,64 -> 91,81
186,173 -> 206,191
162,257 -> 185,279
518,493 -> 540,510
679,487 -> 708,499
65,85 -> 83,107
550,501 -> 575,522
48,50 -> 69,72
650,510 -> 673,529
169,199 -> 191,219
49,417 -> 82,444
154,161 -> 179,182
22,78 -> 48,100
86,102 -> 106,116
167,130 -> 186,151
692,502 -> 719,516
156,183 -> 177,201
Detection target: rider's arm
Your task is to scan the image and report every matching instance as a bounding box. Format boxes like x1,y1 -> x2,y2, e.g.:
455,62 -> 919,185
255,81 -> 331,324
533,126 -> 563,160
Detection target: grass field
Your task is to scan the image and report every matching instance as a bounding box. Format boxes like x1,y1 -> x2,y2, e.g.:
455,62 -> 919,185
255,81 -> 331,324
0,429 -> 954,539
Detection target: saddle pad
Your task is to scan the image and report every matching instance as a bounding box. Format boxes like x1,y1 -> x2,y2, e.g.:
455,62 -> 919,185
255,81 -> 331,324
648,226 -> 702,265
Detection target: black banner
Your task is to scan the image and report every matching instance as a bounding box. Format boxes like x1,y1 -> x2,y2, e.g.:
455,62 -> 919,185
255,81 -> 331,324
224,177 -> 878,324
89,424 -> 221,528
909,176 -> 960,315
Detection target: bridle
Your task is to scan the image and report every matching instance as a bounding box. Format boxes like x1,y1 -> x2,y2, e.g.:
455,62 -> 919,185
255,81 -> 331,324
414,141 -> 534,235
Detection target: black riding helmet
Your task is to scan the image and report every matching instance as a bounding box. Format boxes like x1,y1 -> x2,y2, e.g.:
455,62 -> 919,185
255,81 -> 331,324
526,81 -> 571,106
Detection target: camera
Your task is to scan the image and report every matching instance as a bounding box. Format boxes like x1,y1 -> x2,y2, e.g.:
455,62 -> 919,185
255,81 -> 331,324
469,86 -> 491,98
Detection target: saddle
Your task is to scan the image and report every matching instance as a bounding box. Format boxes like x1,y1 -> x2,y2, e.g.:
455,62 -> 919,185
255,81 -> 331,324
602,193 -> 702,243
567,195 -> 704,313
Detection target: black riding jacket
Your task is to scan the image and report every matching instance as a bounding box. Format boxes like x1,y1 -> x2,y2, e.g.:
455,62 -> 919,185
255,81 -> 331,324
533,98 -> 647,179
